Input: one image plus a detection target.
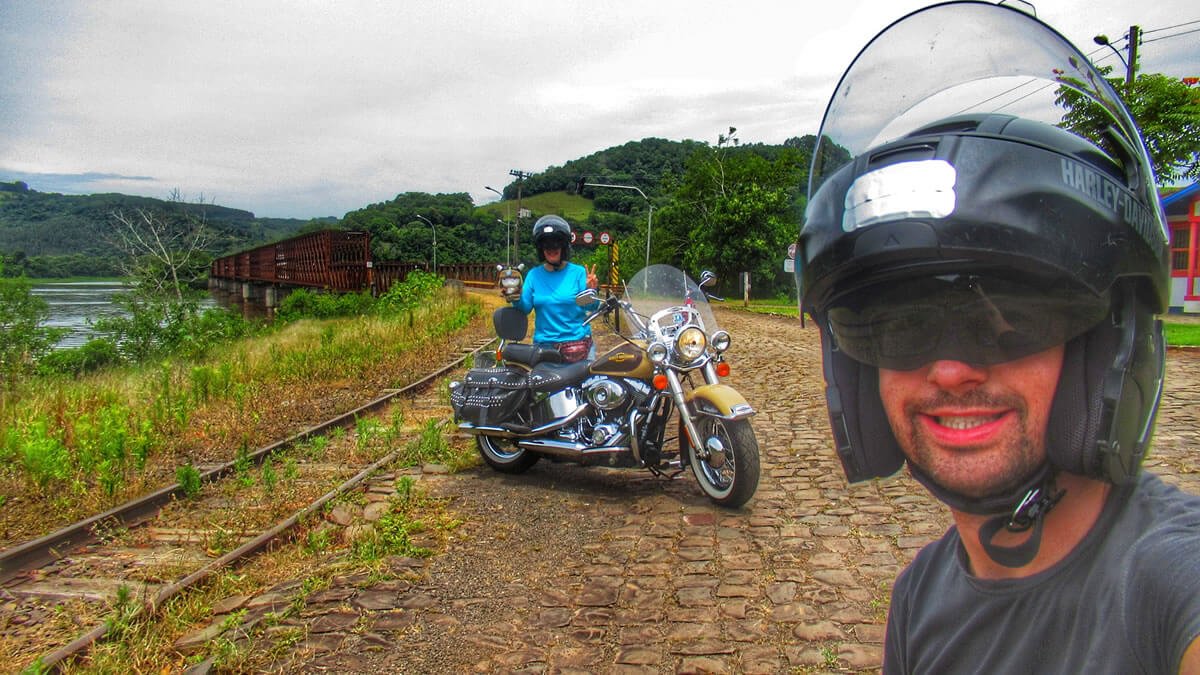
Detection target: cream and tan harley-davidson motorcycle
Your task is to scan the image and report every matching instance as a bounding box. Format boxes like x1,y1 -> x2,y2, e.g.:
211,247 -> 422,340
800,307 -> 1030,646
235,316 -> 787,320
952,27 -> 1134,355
450,264 -> 760,507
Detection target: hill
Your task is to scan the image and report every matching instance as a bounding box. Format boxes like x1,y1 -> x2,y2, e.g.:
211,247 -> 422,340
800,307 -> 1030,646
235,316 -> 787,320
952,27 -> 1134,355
0,181 -> 321,277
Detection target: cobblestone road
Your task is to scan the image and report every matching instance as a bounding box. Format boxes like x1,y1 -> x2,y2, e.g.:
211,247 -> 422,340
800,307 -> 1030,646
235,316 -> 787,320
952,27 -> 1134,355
211,308 -> 1200,674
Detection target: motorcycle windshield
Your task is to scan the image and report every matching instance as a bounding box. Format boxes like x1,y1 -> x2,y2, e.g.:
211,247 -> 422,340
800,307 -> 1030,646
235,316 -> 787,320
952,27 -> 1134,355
622,264 -> 720,337
808,0 -> 1159,226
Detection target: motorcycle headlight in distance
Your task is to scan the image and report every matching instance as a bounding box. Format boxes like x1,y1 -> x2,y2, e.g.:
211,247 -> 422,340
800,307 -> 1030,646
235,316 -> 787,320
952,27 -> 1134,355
647,342 -> 669,364
711,330 -> 731,353
676,327 -> 707,361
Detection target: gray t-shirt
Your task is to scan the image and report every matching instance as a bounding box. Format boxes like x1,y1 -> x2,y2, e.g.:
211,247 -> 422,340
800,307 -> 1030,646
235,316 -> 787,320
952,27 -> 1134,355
885,472 -> 1200,674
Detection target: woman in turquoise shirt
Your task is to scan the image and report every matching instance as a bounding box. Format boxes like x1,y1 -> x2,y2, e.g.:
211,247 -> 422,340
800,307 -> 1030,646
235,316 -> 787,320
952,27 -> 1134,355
509,215 -> 599,361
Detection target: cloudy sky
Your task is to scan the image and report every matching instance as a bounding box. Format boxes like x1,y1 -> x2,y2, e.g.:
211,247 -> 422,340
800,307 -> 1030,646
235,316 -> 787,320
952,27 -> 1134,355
2,1 -> 1196,219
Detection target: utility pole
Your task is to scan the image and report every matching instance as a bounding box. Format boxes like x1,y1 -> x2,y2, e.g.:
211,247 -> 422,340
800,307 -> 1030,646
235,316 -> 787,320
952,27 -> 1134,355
509,169 -> 533,260
1125,25 -> 1140,85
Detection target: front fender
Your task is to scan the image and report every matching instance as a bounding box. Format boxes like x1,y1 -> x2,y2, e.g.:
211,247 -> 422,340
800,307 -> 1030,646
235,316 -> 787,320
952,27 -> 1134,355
685,383 -> 755,420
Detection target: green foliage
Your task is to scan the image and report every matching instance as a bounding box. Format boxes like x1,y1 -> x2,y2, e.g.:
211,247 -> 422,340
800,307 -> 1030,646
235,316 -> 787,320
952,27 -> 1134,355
74,404 -> 133,497
351,510 -> 431,562
375,270 -> 443,315
16,418 -> 71,490
1058,71 -> 1200,184
652,132 -> 811,297
233,444 -> 253,486
176,463 -> 202,499
190,362 -> 234,404
95,294 -> 253,363
0,187 -> 310,278
260,456 -> 278,497
275,289 -> 375,322
0,269 -> 66,385
302,527 -> 334,555
37,338 -> 122,377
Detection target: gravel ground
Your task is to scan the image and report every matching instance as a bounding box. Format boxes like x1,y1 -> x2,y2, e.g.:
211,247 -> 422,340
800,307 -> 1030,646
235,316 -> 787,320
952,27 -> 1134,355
201,305 -> 1200,674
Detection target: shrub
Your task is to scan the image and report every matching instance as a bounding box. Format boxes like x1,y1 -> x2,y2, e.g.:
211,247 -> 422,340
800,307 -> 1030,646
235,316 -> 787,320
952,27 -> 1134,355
376,271 -> 443,316
276,289 -> 375,322
38,338 -> 123,376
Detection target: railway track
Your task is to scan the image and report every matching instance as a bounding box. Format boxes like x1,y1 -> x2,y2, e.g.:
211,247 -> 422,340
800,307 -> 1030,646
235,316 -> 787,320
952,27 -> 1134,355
0,336 -> 495,671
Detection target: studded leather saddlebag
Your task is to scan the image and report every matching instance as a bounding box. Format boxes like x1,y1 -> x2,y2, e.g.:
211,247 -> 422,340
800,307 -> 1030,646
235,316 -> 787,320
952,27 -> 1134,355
450,367 -> 529,426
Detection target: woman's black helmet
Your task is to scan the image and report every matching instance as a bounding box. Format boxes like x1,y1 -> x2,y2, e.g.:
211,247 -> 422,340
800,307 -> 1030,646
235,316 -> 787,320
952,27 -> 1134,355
796,2 -> 1169,515
532,214 -> 573,262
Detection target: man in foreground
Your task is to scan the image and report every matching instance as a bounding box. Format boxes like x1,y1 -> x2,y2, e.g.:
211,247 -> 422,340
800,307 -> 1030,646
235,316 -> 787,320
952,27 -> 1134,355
795,3 -> 1200,672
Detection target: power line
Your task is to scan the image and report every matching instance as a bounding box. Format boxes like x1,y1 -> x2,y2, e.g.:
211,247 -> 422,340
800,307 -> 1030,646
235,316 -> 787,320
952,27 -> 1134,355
1143,27 -> 1200,44
1141,19 -> 1200,35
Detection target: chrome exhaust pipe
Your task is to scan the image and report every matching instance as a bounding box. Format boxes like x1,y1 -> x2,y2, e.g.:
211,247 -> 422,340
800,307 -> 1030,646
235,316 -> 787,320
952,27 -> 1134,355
516,438 -> 630,460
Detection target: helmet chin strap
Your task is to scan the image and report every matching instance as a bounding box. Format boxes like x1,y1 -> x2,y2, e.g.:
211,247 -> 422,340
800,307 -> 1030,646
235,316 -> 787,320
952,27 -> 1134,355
977,476 -> 1065,568
909,463 -> 1065,568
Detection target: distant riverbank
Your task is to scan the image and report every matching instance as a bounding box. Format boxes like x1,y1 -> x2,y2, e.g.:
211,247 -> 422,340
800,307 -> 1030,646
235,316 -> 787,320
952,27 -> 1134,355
31,280 -> 214,349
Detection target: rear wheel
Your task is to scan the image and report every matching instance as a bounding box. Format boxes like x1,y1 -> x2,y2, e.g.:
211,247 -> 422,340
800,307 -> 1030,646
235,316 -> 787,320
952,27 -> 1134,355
683,414 -> 760,508
477,435 -> 539,474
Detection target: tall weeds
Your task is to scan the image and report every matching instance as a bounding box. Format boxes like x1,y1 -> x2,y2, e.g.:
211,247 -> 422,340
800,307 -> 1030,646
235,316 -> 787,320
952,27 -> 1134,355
0,283 -> 480,527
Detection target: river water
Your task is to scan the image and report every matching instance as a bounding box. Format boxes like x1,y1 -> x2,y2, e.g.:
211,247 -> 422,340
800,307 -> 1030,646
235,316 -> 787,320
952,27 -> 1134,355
31,281 -> 216,350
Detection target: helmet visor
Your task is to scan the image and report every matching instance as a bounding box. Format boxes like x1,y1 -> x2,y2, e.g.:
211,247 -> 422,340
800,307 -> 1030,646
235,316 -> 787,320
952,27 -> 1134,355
826,274 -> 1110,370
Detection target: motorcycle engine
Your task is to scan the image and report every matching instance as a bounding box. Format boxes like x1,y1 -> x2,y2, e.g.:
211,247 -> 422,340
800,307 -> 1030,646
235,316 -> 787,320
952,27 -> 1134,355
584,377 -> 626,411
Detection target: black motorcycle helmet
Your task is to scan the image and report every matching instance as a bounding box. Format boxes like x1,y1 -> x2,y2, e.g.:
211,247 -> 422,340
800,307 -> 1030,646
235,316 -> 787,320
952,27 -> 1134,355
796,2 -> 1168,565
532,214 -> 573,264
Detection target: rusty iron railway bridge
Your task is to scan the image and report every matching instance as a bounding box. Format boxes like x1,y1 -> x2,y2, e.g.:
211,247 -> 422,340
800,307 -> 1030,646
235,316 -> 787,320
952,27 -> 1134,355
209,229 -> 502,307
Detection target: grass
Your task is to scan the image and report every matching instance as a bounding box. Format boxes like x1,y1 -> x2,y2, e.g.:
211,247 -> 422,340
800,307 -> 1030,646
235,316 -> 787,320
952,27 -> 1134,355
475,191 -> 593,223
1165,321 -> 1200,347
0,286 -> 484,547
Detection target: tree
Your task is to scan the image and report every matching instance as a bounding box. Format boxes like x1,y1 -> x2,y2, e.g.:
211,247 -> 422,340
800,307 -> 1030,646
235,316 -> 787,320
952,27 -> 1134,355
0,263 -> 65,389
108,189 -> 214,301
1057,71 -> 1200,184
652,130 -> 808,297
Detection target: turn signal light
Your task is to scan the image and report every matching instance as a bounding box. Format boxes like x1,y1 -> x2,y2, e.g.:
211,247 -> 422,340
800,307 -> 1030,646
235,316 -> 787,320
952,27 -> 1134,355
652,373 -> 668,390
715,362 -> 731,377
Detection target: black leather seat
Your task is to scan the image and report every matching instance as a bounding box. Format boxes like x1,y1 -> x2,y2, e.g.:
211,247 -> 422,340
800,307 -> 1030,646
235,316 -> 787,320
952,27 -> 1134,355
527,360 -> 592,393
501,343 -> 565,367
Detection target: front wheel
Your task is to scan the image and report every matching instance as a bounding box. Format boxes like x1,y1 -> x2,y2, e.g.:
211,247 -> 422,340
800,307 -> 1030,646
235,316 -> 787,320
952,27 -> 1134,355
477,435 -> 539,474
683,414 -> 760,508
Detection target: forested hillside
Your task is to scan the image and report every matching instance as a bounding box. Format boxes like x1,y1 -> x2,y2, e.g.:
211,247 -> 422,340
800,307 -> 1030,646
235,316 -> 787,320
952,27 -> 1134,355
2,132 -> 817,297
0,181 -> 323,277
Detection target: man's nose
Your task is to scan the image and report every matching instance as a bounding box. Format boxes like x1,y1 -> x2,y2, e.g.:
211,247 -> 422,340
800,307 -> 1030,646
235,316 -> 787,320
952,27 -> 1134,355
925,359 -> 988,393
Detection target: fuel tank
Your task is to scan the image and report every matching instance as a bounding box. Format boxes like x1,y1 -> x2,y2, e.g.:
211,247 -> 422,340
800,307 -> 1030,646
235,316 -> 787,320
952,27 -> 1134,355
589,340 -> 654,379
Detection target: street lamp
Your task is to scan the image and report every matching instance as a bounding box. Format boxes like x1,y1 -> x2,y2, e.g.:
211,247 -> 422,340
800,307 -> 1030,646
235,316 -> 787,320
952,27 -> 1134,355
584,182 -> 654,270
496,218 -> 513,265
415,214 -> 436,274
485,186 -> 514,265
1093,28 -> 1139,85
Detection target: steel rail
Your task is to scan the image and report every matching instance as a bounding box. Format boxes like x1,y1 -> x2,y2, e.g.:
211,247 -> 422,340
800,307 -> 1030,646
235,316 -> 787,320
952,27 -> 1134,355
22,336 -> 495,671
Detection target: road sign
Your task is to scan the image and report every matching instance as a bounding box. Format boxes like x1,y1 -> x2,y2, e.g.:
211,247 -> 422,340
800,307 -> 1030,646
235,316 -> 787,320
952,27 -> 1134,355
570,231 -> 577,243
582,231 -> 594,245
787,243 -> 797,260
599,231 -> 612,245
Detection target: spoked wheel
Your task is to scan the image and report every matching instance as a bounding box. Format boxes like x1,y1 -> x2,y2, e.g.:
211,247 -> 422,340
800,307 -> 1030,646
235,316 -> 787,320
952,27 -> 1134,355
683,414 -> 760,508
477,435 -> 539,474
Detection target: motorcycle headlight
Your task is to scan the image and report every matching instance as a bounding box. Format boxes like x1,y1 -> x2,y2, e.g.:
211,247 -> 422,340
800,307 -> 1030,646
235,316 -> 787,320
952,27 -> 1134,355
710,329 -> 729,353
710,326 -> 729,348
676,327 -> 707,361
647,342 -> 669,364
